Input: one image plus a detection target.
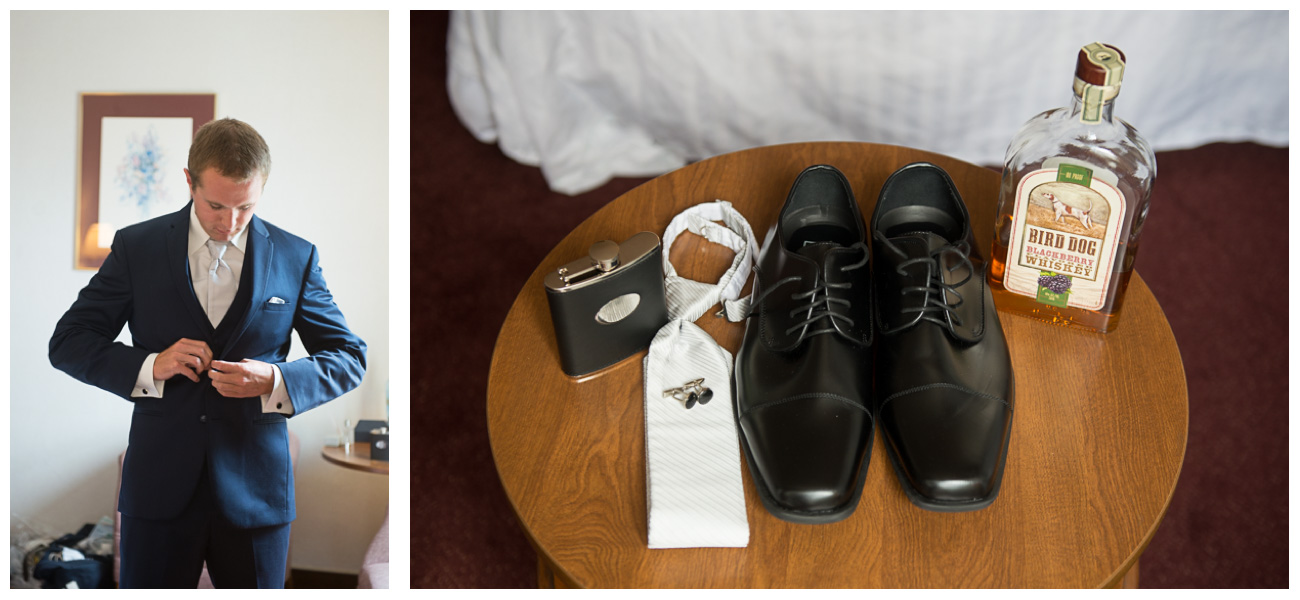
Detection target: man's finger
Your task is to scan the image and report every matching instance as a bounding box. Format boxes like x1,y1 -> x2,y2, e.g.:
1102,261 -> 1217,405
209,367 -> 248,384
176,359 -> 200,382
210,360 -> 241,373
175,363 -> 199,382
165,353 -> 191,371
191,346 -> 213,365
167,348 -> 206,368
175,339 -> 213,362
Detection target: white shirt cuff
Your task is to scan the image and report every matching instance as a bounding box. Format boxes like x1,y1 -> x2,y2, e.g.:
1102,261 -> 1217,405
131,353 -> 166,398
260,365 -> 295,415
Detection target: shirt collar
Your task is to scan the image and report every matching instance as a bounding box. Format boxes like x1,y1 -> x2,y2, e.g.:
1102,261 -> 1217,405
188,202 -> 249,257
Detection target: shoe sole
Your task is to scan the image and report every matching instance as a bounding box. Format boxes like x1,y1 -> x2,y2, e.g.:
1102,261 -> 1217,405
878,405 -> 1014,513
731,376 -> 875,524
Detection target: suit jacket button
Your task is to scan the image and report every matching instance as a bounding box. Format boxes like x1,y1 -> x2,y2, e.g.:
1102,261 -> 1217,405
276,403 -> 283,409
200,415 -> 207,423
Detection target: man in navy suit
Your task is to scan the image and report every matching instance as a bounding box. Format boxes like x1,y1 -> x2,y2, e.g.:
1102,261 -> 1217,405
49,118 -> 367,588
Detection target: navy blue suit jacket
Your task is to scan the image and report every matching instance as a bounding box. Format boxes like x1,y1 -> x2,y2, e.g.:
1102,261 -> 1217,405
50,203 -> 366,529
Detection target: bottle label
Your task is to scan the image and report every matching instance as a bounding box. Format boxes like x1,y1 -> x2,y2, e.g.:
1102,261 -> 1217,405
1002,163 -> 1125,310
1080,84 -> 1107,123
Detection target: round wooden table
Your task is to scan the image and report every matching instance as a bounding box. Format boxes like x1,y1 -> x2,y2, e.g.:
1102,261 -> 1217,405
486,142 -> 1188,588
322,442 -> 389,475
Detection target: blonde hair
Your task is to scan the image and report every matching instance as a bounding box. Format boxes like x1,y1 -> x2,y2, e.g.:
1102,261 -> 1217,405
187,118 -> 271,188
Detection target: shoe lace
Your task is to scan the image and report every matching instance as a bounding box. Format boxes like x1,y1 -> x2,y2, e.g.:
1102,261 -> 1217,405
748,241 -> 870,339
874,231 -> 973,332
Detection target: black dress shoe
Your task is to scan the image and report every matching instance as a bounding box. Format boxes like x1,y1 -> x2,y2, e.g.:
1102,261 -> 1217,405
870,162 -> 1015,512
734,164 -> 874,524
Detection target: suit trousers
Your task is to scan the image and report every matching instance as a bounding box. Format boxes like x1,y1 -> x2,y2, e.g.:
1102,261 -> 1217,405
119,464 -> 291,589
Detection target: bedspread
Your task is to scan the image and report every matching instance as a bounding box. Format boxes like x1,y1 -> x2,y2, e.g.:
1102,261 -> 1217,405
448,11 -> 1287,195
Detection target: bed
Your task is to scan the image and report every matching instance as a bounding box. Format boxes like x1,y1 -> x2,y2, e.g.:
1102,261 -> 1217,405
447,10 -> 1287,195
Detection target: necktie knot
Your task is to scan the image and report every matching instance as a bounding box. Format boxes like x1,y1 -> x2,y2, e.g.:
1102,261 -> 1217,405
206,239 -> 228,260
206,239 -> 230,275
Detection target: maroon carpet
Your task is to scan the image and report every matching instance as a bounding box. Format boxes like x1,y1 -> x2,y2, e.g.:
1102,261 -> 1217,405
412,10 -> 1287,588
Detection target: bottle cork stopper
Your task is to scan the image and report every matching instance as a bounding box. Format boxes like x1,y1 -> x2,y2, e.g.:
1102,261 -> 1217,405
1075,42 -> 1126,87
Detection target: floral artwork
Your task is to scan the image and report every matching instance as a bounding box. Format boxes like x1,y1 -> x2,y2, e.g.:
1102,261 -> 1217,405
96,117 -> 194,248
77,93 -> 213,269
115,126 -> 167,211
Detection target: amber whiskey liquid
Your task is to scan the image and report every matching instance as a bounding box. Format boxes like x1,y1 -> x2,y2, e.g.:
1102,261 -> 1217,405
988,43 -> 1156,334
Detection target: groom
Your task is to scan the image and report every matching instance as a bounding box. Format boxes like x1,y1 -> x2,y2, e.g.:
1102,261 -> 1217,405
49,118 -> 366,588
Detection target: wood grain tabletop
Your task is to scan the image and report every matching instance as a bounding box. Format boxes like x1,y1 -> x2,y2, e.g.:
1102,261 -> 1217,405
322,442 -> 389,475
486,142 -> 1188,588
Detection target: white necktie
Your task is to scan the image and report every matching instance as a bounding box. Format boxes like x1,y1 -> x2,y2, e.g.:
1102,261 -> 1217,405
661,200 -> 758,322
644,200 -> 754,549
205,239 -> 235,327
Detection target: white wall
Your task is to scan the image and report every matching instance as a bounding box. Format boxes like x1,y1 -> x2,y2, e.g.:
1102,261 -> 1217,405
10,11 -> 389,575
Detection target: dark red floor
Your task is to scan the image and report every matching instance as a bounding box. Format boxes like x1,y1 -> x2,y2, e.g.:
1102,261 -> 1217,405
412,10 -> 1288,588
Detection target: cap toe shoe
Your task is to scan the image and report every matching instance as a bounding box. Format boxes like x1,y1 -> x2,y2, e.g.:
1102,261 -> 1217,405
734,165 -> 874,524
870,162 -> 1015,512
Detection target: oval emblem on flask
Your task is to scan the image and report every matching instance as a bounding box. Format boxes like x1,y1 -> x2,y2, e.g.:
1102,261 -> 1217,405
595,293 -> 641,324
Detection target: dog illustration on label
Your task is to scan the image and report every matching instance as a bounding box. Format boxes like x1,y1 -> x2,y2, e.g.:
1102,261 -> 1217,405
1045,192 -> 1093,230
1026,182 -> 1108,239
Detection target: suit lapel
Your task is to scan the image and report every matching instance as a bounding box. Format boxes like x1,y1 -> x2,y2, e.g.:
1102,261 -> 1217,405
167,202 -> 213,335
221,215 -> 273,360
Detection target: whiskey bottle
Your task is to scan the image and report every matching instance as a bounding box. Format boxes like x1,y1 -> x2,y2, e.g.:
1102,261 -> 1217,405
989,42 -> 1156,333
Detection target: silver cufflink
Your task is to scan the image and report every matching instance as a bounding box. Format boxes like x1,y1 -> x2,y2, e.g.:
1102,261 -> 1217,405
663,378 -> 713,409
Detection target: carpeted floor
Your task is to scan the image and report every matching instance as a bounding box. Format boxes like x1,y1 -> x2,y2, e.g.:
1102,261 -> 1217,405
412,10 -> 1287,588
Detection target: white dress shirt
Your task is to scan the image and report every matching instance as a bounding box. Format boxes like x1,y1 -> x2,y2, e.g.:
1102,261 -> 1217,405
131,204 -> 294,415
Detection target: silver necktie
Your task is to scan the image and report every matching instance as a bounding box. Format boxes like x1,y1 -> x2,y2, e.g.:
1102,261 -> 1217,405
643,200 -> 754,549
205,239 -> 234,327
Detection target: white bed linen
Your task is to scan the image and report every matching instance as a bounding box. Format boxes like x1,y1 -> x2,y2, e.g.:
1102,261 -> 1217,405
448,11 -> 1287,195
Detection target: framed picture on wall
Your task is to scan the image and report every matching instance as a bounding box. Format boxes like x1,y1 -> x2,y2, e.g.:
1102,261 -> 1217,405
76,93 -> 215,269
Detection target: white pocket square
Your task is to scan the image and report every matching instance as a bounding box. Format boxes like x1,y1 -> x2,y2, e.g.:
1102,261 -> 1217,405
267,297 -> 287,305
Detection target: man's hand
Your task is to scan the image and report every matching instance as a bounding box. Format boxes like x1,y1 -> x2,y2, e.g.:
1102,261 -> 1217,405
153,338 -> 213,383
209,359 -> 275,398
